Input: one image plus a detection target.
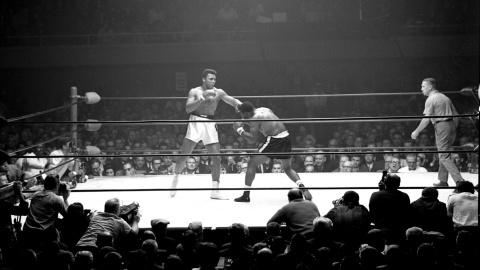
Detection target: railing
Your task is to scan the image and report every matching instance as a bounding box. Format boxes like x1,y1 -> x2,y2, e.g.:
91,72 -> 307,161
1,23 -> 477,47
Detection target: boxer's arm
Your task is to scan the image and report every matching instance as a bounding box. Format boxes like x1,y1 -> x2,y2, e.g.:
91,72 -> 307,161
185,88 -> 204,113
218,89 -> 242,109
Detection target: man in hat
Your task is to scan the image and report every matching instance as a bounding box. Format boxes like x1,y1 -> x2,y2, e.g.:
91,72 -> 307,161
151,218 -> 176,255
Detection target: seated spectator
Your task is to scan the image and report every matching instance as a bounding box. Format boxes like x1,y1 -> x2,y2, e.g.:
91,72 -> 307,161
0,156 -> 22,182
21,144 -> 48,176
176,230 -> 199,269
447,181 -> 478,237
252,247 -> 274,270
359,245 -> 384,270
313,152 -> 329,172
164,254 -> 184,270
302,156 -> 314,172
182,157 -> 198,174
340,161 -> 353,172
451,230 -> 478,270
359,151 -> 379,172
101,251 -> 124,270
331,155 -> 349,172
369,174 -> 410,245
188,221 -> 204,242
267,188 -> 320,239
59,202 -> 90,252
364,229 -> 387,255
133,157 -> 149,175
403,227 -> 426,267
398,154 -> 428,172
274,234 -> 316,270
151,218 -> 177,256
36,241 -> 74,270
271,161 -> 283,173
76,198 -> 140,256
388,157 -> 402,173
410,187 -> 452,236
73,250 -> 94,270
306,217 -> 342,256
313,247 -> 334,270
194,242 -> 220,270
257,222 -> 281,248
376,244 -> 404,270
452,153 -> 469,172
123,162 -> 138,176
324,191 -> 370,247
351,154 -> 362,172
219,223 -> 254,270
23,175 -> 70,252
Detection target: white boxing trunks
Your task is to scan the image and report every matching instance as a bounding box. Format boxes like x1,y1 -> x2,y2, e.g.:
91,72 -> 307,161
185,114 -> 219,145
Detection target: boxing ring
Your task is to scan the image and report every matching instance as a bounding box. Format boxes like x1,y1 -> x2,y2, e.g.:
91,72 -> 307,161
2,86 -> 479,230
69,172 -> 479,229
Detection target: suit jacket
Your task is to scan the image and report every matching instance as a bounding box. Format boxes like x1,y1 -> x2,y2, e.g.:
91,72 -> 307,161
359,163 -> 383,172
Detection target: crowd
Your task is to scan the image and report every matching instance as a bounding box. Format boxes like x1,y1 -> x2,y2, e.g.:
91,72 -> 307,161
1,0 -> 477,40
1,155 -> 478,269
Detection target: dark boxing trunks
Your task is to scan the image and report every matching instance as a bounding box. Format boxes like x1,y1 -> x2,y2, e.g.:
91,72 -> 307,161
258,131 -> 291,159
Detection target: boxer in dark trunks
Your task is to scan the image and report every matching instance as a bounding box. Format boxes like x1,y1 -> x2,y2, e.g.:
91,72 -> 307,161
233,102 -> 312,202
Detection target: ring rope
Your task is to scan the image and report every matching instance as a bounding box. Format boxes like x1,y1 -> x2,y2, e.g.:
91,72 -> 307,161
20,186 -> 456,194
107,146 -> 466,153
15,149 -> 475,159
7,100 -> 86,122
100,91 -> 462,100
6,113 -> 479,125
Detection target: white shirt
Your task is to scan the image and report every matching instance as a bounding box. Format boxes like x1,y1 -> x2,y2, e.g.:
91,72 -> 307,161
398,166 -> 428,173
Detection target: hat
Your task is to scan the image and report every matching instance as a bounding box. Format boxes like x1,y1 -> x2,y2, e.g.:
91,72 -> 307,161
151,218 -> 170,228
0,150 -> 10,164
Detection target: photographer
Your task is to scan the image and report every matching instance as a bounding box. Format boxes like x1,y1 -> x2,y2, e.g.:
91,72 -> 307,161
23,174 -> 70,252
324,191 -> 370,247
369,174 -> 410,246
76,198 -> 140,256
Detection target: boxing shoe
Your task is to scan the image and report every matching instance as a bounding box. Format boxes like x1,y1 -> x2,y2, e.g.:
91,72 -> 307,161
211,181 -> 228,200
299,184 -> 313,201
170,174 -> 179,197
234,195 -> 250,202
432,181 -> 448,187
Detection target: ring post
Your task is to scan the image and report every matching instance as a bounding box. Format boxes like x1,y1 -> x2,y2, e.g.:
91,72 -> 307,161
70,86 -> 78,173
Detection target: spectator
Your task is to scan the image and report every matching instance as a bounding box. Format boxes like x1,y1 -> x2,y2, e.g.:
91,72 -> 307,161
176,229 -> 199,269
447,181 -> 478,237
359,245 -> 384,270
36,241 -> 74,270
369,174 -> 411,245
219,223 -> 254,270
332,155 -> 349,172
101,251 -> 124,270
0,155 -> 22,182
23,175 -> 70,252
306,217 -> 342,256
376,244 -> 404,270
271,161 -> 283,173
365,229 -> 387,255
194,242 -> 220,270
59,202 -> 91,252
398,154 -> 428,172
359,151 -> 382,172
76,198 -> 140,256
351,154 -> 362,172
72,250 -> 94,270
188,221 -> 204,242
48,137 -> 75,180
452,153 -> 469,172
388,157 -> 402,173
410,187 -> 452,236
340,161 -> 353,172
133,157 -> 149,175
451,230 -> 478,270
21,144 -> 48,176
123,162 -> 138,176
324,191 -> 370,247
313,152 -> 328,172
164,254 -> 184,270
182,157 -> 198,174
151,218 -> 177,256
267,188 -> 320,239
274,234 -> 316,270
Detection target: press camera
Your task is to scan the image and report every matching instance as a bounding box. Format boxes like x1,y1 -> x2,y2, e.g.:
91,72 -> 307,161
119,201 -> 140,224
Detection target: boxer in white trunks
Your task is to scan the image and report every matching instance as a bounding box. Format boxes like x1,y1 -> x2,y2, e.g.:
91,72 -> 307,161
170,69 -> 242,199
232,101 -> 312,202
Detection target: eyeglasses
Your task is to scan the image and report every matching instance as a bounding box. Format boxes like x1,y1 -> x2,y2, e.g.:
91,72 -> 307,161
125,167 -> 133,171
391,161 -> 400,164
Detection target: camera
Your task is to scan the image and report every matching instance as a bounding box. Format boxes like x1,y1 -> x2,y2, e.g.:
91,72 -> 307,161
378,170 -> 388,191
119,201 -> 139,224
332,197 -> 344,206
